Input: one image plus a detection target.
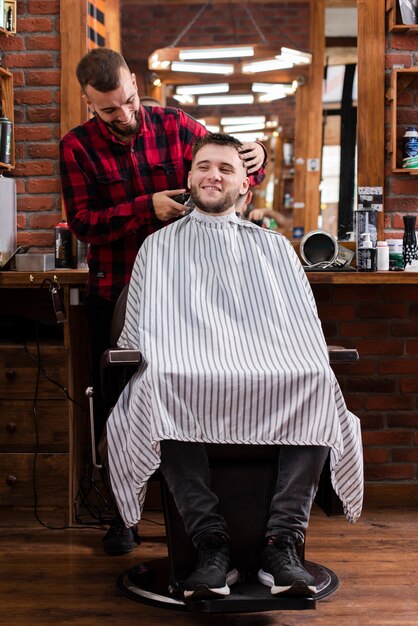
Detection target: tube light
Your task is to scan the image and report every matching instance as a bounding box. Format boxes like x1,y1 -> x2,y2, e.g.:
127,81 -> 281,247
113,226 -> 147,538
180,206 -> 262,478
223,123 -> 266,133
251,82 -> 293,93
220,115 -> 266,125
171,61 -> 234,75
173,94 -> 195,105
176,83 -> 229,95
197,94 -> 254,106
179,46 -> 254,60
278,47 -> 312,65
228,131 -> 266,142
242,58 -> 293,73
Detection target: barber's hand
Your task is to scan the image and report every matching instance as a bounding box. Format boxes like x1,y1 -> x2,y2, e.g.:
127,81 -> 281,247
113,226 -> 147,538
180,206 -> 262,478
239,142 -> 265,174
152,189 -> 188,221
248,209 -> 266,222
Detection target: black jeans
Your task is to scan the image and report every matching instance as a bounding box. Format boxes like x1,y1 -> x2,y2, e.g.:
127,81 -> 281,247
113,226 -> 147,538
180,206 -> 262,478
159,441 -> 329,547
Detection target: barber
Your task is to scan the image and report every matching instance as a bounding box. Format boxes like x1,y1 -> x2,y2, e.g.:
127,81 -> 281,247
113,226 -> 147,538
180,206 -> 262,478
59,47 -> 266,555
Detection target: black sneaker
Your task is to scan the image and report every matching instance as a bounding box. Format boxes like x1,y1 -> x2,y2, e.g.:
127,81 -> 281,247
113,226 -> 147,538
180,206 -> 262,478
102,518 -> 141,555
183,531 -> 239,600
258,534 -> 317,596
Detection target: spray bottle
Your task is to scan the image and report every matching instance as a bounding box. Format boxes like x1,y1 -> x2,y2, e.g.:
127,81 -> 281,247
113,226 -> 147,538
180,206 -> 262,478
357,232 -> 376,272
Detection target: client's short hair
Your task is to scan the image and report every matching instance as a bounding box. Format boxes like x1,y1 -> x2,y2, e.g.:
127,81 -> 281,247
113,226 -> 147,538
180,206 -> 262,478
76,48 -> 130,92
192,133 -> 243,159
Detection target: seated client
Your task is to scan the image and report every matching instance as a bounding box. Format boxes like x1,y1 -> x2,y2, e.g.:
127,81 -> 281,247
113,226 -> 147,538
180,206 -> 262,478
106,133 -> 363,600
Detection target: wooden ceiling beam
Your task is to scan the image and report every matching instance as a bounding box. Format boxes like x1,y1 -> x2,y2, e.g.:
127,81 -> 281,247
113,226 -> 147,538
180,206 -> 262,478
123,0 -> 356,5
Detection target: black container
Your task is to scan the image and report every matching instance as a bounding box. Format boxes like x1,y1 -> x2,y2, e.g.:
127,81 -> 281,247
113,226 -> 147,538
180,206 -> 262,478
0,116 -> 12,165
55,221 -> 72,268
402,214 -> 418,268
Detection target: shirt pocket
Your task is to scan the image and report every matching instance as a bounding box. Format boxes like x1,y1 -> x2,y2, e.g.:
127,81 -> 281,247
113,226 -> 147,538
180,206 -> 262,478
95,170 -> 132,206
149,159 -> 185,190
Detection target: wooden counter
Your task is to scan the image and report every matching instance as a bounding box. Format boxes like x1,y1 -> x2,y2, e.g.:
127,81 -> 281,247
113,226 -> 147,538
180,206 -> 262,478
2,269 -> 418,287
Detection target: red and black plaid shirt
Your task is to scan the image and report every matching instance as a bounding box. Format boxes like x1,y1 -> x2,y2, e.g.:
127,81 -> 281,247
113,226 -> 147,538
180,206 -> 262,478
60,105 -> 265,301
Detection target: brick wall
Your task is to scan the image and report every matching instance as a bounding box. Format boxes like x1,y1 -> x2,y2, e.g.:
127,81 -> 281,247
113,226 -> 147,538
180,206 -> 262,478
2,0 -> 61,250
314,284 -> 418,491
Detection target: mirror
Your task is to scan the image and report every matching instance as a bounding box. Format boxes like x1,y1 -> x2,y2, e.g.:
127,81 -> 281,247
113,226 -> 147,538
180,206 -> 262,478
61,0 -> 384,243
121,1 -> 357,241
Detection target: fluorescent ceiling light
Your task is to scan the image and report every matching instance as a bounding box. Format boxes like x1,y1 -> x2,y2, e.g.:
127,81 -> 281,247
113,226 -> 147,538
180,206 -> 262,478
198,94 -> 254,106
251,82 -> 292,93
179,46 -> 254,60
242,58 -> 293,73
171,61 -> 234,75
258,92 -> 287,102
205,124 -> 221,133
173,94 -> 195,105
277,47 -> 312,65
223,123 -> 266,133
220,115 -> 266,125
176,83 -> 229,95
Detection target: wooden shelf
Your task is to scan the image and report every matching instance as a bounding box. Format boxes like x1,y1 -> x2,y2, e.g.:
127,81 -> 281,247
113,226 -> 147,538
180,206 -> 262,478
0,66 -> 14,170
386,0 -> 418,32
387,67 -> 418,173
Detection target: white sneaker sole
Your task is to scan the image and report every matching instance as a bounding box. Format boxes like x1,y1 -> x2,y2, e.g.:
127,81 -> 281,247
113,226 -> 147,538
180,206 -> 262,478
257,568 -> 317,596
184,568 -> 239,599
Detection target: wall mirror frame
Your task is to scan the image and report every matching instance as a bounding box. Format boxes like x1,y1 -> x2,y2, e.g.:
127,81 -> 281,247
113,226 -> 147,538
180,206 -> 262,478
60,0 -> 385,242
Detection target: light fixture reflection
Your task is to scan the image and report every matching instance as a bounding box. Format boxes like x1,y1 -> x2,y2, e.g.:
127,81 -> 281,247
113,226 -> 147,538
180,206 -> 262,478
197,94 -> 254,105
179,46 -> 254,60
220,115 -> 266,125
171,61 -> 234,75
176,83 -> 229,95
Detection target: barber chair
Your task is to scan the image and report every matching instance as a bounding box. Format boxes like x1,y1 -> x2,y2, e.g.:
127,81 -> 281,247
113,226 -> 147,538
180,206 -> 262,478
88,285 -> 358,614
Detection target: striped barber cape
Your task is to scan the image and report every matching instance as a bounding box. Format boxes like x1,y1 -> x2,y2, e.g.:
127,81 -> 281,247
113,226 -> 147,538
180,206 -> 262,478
107,210 -> 363,528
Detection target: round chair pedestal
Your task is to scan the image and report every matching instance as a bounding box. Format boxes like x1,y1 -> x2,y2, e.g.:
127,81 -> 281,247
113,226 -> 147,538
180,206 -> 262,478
116,558 -> 339,614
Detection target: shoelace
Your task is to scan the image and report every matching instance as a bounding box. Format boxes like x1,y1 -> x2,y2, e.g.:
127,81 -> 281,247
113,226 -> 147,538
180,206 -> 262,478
196,535 -> 229,570
268,537 -> 303,569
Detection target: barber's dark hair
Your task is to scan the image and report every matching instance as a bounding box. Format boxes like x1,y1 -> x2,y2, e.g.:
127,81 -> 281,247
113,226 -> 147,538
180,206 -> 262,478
76,48 -> 130,92
192,133 -> 243,159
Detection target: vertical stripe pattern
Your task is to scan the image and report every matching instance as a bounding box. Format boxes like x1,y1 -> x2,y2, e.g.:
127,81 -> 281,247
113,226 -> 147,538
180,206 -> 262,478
107,211 -> 363,527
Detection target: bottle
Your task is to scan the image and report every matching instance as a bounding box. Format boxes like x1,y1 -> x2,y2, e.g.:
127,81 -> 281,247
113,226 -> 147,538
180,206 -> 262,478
376,241 -> 389,271
387,239 -> 404,269
0,115 -> 12,165
357,232 -> 376,272
402,214 -> 418,268
6,5 -> 13,32
55,221 -> 72,268
402,127 -> 418,169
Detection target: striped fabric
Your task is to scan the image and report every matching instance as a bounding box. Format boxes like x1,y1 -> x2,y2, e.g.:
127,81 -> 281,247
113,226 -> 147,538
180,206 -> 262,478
107,210 -> 363,528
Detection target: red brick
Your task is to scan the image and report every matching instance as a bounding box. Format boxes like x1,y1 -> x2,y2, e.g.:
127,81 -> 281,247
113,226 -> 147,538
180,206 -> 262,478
384,285 -> 418,301
355,340 -> 404,356
340,322 -> 389,337
406,339 -> 418,355
357,303 -> 409,319
3,52 -> 54,68
331,285 -> 383,302
28,143 -> 59,158
359,414 -> 385,429
379,359 -> 418,375
414,433 -> 418,446
28,1 -> 60,15
17,17 -> 53,31
27,178 -> 61,194
28,212 -> 61,229
362,431 -> 412,446
363,448 -> 390,464
390,33 -> 418,50
13,161 -> 54,177
17,232 -> 54,247
334,359 -> 375,376
27,107 -> 59,123
26,70 -> 60,86
14,89 -> 52,105
15,126 -> 52,141
11,70 -> 25,86
365,464 -> 415,480
392,448 -> 418,462
15,180 -> 26,194
345,378 -> 397,393
17,196 -> 54,212
391,177 -> 418,194
0,35 -> 25,51
342,395 -> 363,411
385,53 -> 413,68
16,214 -> 27,229
316,304 -> 355,321
387,414 -> 418,428
391,321 -> 418,337
400,378 -> 418,393
364,395 -> 414,411
26,35 -> 60,50
14,144 -> 27,160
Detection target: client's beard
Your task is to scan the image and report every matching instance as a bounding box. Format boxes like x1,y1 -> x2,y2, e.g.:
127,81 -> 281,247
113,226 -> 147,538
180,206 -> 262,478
190,185 -> 240,214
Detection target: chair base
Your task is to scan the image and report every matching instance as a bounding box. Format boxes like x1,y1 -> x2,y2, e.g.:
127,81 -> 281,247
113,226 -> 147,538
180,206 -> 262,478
116,558 -> 339,614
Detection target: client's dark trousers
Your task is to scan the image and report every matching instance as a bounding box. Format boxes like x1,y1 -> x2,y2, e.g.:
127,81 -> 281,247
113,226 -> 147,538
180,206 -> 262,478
159,441 -> 329,547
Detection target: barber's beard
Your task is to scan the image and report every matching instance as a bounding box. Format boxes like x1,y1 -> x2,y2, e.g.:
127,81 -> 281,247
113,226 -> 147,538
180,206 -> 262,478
190,185 -> 239,214
106,110 -> 141,138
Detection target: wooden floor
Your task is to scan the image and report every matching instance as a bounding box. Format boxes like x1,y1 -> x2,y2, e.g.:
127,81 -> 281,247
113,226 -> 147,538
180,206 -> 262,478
1,505 -> 417,626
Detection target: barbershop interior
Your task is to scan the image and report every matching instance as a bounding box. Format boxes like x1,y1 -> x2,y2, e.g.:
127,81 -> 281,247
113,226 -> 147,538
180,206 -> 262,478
1,0 -> 418,624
